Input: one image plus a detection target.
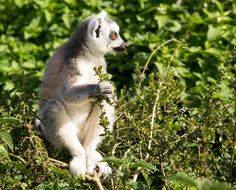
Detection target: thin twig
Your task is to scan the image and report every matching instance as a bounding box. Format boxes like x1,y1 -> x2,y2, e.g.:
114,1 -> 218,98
138,38 -> 177,90
112,142 -> 120,156
164,42 -> 181,77
132,167 -> 142,182
48,157 -> 68,168
229,145 -> 235,184
161,162 -> 170,190
144,38 -> 183,160
146,91 -> 160,160
89,170 -> 105,190
229,63 -> 236,183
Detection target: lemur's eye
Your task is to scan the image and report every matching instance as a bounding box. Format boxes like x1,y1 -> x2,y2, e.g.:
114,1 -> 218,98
110,32 -> 118,40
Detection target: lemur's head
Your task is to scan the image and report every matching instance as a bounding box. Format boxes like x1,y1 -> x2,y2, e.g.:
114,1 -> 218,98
86,11 -> 127,54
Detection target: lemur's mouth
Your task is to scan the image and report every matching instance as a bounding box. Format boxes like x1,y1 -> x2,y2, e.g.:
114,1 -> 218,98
113,42 -> 127,52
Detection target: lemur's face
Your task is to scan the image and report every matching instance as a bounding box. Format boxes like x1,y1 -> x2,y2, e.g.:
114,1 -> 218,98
87,11 -> 127,54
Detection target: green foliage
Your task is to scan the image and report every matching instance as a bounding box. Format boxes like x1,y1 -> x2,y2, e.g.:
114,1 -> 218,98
103,150 -> 157,189
170,173 -> 235,190
0,0 -> 236,189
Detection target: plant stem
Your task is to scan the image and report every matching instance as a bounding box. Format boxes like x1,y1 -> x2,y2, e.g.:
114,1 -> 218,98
146,91 -> 160,160
138,38 -> 177,90
48,157 -> 68,168
161,162 -> 169,190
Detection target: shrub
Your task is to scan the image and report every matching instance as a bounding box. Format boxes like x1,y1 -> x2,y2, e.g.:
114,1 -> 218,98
0,0 -> 235,189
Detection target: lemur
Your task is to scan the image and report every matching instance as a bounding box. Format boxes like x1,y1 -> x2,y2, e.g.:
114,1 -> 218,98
39,11 -> 127,176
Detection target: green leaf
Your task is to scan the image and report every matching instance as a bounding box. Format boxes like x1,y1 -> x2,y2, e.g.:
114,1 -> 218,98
62,13 -> 72,28
14,0 -> 25,8
213,0 -> 223,14
130,161 -> 156,171
102,157 -> 124,166
188,46 -> 201,53
53,179 -> 60,190
171,173 -> 235,190
207,25 -> 222,41
64,0 -> 77,6
187,12 -> 203,24
154,62 -> 165,75
44,10 -> 53,22
0,144 -> 7,153
175,66 -> 190,77
0,131 -> 13,152
155,15 -> 169,29
168,20 -> 182,32
170,173 -> 198,188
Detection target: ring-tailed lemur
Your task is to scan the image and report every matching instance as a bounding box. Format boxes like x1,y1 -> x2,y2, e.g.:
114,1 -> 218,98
39,11 -> 127,176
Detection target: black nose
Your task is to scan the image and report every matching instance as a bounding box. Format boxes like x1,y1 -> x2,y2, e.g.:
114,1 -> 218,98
121,42 -> 128,50
113,42 -> 127,52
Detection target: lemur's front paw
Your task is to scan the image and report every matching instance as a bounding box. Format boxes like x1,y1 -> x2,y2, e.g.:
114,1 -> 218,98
98,81 -> 114,98
69,156 -> 87,177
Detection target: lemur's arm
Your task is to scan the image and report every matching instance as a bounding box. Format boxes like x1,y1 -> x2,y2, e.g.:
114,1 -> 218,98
61,82 -> 113,103
59,60 -> 113,103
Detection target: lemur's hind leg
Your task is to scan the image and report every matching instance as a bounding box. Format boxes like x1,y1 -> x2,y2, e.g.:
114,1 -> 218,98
82,104 -> 114,175
40,100 -> 86,176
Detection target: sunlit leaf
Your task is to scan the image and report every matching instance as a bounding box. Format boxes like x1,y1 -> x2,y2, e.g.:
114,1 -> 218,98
130,161 -> 156,171
0,131 -> 13,152
207,25 -> 222,41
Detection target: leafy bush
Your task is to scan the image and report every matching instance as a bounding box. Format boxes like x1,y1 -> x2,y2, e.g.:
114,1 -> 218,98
0,0 -> 235,189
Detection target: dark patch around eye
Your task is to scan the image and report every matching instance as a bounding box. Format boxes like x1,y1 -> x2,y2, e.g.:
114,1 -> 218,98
110,32 -> 118,40
95,25 -> 101,38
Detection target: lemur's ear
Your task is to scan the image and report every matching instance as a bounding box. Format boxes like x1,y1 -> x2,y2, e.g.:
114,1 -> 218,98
88,10 -> 108,38
94,18 -> 102,38
93,11 -> 107,38
97,10 -> 107,19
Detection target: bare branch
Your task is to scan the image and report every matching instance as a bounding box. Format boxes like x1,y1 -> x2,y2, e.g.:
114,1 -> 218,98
145,91 -> 160,160
48,157 -> 69,168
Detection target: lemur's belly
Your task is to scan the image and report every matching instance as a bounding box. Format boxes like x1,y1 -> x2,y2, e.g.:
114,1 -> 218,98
65,99 -> 93,128
64,99 -> 115,139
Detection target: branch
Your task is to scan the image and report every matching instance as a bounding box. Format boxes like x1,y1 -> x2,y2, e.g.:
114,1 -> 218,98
48,157 -> 68,168
132,167 -> 142,182
146,91 -> 160,160
90,170 -> 105,190
137,38 -> 177,90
